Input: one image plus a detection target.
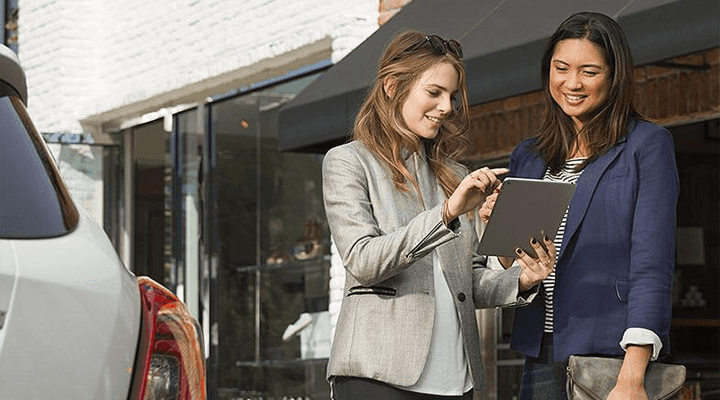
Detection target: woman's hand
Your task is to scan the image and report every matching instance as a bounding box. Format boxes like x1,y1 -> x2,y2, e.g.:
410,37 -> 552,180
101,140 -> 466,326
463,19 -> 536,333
607,385 -> 649,400
479,185 -> 500,223
515,235 -> 556,291
446,167 -> 508,221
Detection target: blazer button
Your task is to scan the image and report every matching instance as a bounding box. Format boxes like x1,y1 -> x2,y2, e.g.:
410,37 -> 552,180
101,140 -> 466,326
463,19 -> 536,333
457,292 -> 466,302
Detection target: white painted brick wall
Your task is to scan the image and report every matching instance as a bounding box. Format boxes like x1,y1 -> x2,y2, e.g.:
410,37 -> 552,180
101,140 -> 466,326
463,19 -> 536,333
18,0 -> 379,133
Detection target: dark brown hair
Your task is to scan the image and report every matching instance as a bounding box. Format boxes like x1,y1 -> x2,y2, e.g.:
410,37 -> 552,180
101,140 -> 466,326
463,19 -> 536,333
535,12 -> 642,173
352,30 -> 470,198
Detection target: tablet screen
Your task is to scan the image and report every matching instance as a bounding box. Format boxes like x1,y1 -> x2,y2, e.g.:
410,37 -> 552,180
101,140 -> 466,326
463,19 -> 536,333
479,177 -> 576,258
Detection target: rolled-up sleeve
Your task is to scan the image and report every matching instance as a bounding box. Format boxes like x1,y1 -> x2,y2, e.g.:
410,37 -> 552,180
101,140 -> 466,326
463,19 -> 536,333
620,328 -> 663,360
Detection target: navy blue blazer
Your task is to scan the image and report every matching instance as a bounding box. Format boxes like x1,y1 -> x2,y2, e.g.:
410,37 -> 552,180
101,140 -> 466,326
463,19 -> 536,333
509,120 -> 679,361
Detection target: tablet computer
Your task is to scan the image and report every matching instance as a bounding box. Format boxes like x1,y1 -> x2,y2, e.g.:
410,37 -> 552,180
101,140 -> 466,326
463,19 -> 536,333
479,177 -> 576,258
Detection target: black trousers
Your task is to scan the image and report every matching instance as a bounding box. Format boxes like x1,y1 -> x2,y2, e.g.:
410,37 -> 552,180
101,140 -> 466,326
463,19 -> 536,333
518,334 -> 568,400
332,376 -> 474,400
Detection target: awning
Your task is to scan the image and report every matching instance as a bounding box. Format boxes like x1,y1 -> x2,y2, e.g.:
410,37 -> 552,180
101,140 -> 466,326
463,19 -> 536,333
279,0 -> 720,153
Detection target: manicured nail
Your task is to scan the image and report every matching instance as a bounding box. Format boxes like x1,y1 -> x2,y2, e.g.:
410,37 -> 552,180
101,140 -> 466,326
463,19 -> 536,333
530,237 -> 537,245
515,247 -> 523,255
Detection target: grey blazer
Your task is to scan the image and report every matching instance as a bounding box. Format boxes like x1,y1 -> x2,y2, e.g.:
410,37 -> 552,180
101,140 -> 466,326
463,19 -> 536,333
322,141 -> 535,390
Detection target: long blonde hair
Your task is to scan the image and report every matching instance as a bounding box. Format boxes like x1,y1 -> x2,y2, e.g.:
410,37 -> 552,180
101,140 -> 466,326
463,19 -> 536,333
352,30 -> 470,198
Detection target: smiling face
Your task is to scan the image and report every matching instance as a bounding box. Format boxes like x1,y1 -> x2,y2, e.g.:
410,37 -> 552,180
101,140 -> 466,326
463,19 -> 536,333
400,61 -> 459,140
549,38 -> 611,131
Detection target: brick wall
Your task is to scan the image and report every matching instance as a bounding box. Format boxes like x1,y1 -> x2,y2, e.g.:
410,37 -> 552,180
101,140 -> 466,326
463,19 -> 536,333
465,92 -> 545,163
18,0 -> 106,133
463,47 -> 720,163
18,0 -> 379,133
635,48 -> 720,125
379,0 -> 413,25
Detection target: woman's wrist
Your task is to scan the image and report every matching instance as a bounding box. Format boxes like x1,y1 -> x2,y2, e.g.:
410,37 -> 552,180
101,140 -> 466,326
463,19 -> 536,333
616,344 -> 652,388
442,200 -> 455,225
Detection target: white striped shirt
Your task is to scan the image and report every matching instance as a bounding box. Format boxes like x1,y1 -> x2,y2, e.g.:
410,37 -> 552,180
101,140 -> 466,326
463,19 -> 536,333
542,158 -> 586,333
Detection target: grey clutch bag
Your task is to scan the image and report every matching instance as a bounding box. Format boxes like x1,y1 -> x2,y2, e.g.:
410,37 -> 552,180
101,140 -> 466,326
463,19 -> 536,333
566,355 -> 686,400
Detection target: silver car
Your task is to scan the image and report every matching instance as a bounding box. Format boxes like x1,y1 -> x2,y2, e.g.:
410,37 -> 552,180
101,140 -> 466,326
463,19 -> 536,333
0,44 -> 205,399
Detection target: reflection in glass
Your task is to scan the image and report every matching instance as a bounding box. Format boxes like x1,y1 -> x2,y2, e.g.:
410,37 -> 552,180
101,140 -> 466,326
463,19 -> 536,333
172,109 -> 203,318
208,72 -> 331,399
133,120 -> 168,288
102,140 -> 123,250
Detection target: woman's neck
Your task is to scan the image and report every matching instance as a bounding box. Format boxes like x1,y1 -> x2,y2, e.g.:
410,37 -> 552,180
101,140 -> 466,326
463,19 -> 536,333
571,136 -> 588,159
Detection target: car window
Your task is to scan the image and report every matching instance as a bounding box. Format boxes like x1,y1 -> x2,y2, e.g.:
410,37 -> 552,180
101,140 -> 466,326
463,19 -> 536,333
0,95 -> 79,238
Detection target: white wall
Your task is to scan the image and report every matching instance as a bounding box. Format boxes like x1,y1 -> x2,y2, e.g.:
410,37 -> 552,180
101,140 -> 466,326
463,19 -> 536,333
18,0 -> 379,133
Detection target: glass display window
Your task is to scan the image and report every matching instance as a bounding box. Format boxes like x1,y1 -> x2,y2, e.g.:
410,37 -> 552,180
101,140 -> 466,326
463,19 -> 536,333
206,72 -> 332,399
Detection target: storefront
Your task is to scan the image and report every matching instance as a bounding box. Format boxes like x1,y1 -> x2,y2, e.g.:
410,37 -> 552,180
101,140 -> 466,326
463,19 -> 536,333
23,0 -> 716,398
279,0 -> 719,398
200,69 -> 334,399
99,64 -> 335,399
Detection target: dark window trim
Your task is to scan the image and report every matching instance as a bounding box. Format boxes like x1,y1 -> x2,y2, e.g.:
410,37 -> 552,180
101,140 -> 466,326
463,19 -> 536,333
208,58 -> 332,104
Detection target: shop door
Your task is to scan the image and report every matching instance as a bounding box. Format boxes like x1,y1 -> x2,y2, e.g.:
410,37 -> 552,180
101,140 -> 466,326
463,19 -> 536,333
132,120 -> 169,287
205,73 -> 332,400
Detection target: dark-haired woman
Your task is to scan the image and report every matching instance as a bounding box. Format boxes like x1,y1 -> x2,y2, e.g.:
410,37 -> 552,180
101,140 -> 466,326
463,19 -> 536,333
323,30 -> 556,400
481,11 -> 678,400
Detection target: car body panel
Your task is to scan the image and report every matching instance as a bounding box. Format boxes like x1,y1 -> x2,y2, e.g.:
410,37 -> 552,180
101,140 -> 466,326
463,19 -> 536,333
0,42 -> 205,400
0,212 -> 140,399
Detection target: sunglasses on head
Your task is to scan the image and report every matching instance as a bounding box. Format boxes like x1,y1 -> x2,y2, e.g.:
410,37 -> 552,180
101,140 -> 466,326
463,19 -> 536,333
402,35 -> 463,59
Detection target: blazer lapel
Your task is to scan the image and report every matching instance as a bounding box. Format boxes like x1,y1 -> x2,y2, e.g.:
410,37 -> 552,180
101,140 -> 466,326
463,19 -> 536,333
436,237 -> 467,290
413,145 -> 467,289
559,137 -> 627,260
413,146 -> 437,211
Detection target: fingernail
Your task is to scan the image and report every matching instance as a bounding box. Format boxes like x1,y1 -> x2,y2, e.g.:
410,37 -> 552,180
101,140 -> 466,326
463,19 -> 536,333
544,235 -> 551,242
515,247 -> 523,255
530,237 -> 537,245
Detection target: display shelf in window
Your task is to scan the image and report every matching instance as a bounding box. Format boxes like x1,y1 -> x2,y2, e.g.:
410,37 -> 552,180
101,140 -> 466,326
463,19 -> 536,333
235,358 -> 329,368
234,254 -> 331,274
231,254 -> 332,364
222,358 -> 330,400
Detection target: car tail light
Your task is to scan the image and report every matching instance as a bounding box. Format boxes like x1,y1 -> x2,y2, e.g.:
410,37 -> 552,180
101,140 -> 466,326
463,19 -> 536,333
129,277 -> 206,400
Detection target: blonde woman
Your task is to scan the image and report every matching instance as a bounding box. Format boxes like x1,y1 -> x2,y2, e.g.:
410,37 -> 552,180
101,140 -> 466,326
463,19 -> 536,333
322,30 -> 556,400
